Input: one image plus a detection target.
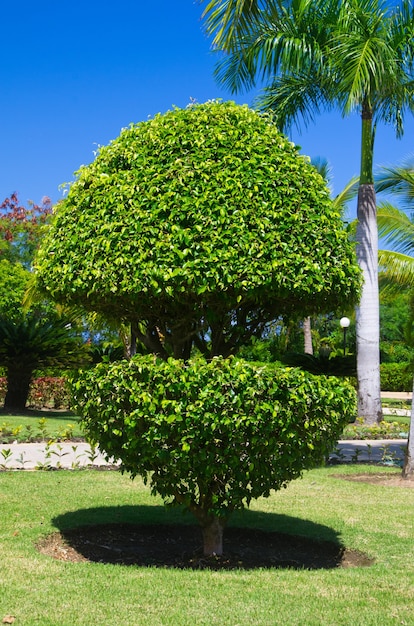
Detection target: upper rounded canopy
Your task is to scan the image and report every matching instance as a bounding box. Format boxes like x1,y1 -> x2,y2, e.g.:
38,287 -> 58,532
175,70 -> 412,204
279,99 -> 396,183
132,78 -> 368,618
35,101 -> 360,322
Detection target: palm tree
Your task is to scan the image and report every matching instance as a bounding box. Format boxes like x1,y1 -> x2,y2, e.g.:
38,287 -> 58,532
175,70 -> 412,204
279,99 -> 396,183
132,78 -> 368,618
202,0 -> 414,424
0,314 -> 90,412
376,159 -> 414,478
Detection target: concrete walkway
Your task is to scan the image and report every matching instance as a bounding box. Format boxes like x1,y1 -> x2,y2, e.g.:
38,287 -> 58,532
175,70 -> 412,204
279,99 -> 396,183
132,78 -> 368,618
0,441 -> 119,470
0,439 -> 408,470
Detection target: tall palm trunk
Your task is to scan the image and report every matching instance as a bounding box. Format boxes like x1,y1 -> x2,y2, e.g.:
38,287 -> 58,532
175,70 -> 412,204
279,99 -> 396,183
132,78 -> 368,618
355,105 -> 383,425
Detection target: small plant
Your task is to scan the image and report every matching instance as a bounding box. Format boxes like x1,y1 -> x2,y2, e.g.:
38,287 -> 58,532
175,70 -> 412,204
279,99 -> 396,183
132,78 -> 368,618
36,418 -> 50,442
0,447 -> 12,469
58,423 -> 75,441
50,443 -> 69,468
350,447 -> 363,463
25,424 -> 35,443
15,451 -> 30,468
70,445 -> 83,469
379,444 -> 405,467
85,444 -> 99,466
35,442 -> 53,470
328,446 -> 346,464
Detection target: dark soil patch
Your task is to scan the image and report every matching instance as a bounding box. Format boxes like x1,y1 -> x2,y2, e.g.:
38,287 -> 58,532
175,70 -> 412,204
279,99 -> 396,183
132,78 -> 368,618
36,523 -> 374,570
333,473 -> 414,488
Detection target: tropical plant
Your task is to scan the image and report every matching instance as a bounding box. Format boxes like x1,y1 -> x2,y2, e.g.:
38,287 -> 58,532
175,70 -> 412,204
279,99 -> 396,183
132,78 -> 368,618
0,315 -> 90,412
202,0 -> 414,425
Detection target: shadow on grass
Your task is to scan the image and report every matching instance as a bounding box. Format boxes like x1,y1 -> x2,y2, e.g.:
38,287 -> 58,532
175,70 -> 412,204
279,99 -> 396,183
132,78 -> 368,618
38,505 -> 374,570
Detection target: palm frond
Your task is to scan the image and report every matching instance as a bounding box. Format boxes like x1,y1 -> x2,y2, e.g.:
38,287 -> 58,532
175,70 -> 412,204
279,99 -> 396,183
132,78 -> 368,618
256,70 -> 332,132
202,0 -> 264,50
333,175 -> 359,211
377,202 -> 414,254
375,157 -> 414,208
379,249 -> 414,290
311,157 -> 333,186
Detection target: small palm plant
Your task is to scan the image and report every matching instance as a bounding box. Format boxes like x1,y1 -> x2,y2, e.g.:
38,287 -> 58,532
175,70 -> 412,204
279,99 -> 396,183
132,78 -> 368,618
0,315 -> 90,412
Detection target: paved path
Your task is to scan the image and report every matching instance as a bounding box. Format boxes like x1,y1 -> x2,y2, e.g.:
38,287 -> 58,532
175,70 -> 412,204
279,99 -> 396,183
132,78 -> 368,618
0,439 -> 408,470
0,442 -> 119,470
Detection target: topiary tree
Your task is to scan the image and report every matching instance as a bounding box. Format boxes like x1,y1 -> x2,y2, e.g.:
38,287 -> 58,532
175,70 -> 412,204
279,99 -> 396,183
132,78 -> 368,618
35,101 -> 360,359
35,101 -> 361,556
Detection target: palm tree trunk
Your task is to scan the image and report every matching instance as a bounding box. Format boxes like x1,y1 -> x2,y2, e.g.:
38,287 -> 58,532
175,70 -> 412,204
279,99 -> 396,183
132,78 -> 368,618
4,367 -> 33,412
402,377 -> 414,479
356,184 -> 383,425
303,317 -> 313,354
355,105 -> 383,425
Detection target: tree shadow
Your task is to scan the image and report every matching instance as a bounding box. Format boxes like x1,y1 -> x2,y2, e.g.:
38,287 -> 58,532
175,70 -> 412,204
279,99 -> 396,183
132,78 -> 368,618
37,505 -> 374,571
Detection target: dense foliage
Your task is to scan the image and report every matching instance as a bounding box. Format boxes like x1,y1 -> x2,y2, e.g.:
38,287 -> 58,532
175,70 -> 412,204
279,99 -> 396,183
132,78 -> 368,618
36,101 -> 361,360
72,355 -> 356,554
380,362 -> 413,392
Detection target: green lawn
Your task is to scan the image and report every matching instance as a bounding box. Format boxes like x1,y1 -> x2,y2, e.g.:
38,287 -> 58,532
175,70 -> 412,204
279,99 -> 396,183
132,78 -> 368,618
0,411 -> 83,442
0,466 -> 413,625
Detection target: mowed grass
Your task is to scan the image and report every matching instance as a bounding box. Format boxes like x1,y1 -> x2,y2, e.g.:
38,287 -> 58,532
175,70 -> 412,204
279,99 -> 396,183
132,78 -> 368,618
0,466 -> 413,626
0,411 -> 83,442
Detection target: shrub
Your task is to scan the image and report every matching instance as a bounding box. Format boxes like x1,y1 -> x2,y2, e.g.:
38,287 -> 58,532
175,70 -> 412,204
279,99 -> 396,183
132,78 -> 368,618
71,355 -> 356,556
380,363 -> 413,392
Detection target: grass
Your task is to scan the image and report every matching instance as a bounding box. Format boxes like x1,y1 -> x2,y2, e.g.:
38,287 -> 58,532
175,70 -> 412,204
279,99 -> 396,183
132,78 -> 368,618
0,411 -> 83,442
0,466 -> 413,625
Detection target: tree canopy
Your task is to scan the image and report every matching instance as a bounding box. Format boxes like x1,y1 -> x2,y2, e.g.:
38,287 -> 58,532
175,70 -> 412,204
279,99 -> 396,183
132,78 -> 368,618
35,101 -> 361,359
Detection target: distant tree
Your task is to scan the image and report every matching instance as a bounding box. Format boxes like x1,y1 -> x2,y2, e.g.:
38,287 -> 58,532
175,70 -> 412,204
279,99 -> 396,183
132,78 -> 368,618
0,193 -> 52,267
202,0 -> 414,425
36,101 -> 361,555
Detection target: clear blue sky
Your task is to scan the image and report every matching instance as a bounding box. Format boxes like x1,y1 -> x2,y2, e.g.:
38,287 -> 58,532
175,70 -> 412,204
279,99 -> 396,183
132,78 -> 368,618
1,1 -> 413,222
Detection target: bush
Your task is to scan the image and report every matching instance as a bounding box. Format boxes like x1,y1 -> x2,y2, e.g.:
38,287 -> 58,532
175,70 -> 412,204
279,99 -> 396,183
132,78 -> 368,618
380,363 -> 413,392
71,355 -> 356,555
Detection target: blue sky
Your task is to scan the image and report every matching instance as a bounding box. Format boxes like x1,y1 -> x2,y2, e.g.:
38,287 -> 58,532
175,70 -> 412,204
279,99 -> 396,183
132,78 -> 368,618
1,1 -> 413,221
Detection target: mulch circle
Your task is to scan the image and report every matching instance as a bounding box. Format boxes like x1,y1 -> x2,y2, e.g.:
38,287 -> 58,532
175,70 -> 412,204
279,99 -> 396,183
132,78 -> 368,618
36,523 -> 374,570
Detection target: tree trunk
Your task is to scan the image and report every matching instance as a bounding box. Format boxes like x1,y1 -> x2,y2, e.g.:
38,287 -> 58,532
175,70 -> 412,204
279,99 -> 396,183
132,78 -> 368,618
303,317 -> 313,354
4,368 -> 33,412
201,516 -> 226,556
355,105 -> 382,426
402,377 -> 414,479
355,184 -> 383,425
